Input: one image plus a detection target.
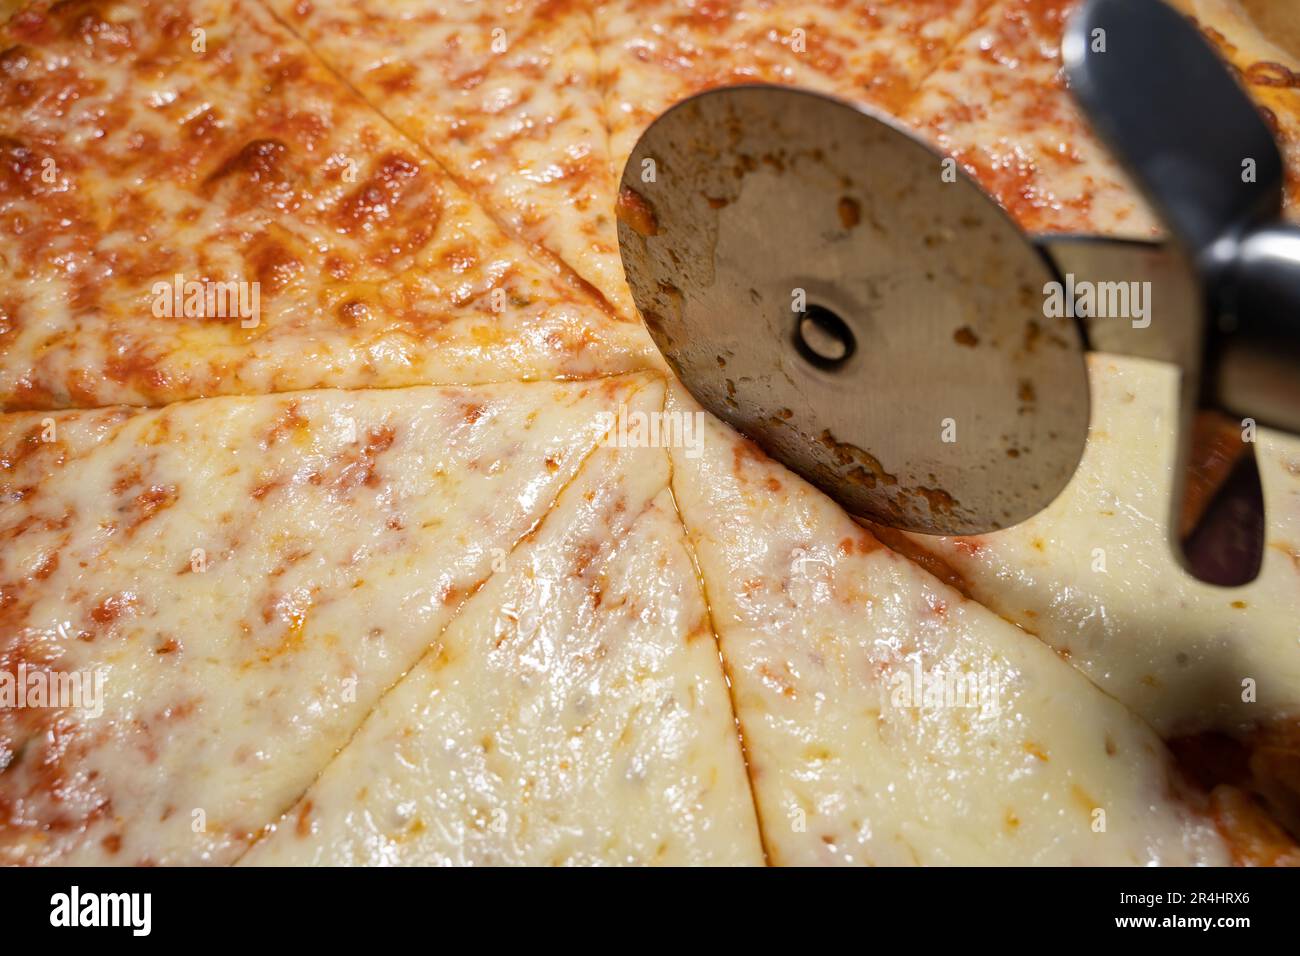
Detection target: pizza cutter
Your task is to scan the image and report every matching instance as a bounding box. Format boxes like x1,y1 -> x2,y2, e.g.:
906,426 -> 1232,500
616,0 -> 1300,571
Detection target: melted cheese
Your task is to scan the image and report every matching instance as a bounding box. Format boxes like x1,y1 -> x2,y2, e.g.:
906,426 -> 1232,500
902,354 -> 1300,740
265,0 -> 635,318
0,0 -> 654,410
242,381 -> 763,865
597,0 -> 987,177
0,373 -> 657,863
901,0 -> 1158,236
667,383 -> 1229,865
595,0 -> 1295,240
4,0 -> 1297,869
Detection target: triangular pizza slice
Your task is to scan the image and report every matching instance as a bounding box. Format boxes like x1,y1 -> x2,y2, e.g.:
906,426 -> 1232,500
0,372 -> 655,864
0,0 -> 653,410
667,384 -> 1230,865
241,380 -> 763,865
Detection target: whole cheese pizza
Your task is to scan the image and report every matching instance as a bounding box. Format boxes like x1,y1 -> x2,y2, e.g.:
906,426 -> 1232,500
1,0 -> 1298,868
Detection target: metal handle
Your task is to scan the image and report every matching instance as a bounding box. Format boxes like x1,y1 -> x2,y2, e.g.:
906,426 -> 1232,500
1230,224 -> 1300,336
1213,224 -> 1300,432
1065,0 -> 1300,433
1064,0 -> 1284,255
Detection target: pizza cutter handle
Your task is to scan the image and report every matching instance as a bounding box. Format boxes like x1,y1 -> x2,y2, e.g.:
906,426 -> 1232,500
1229,225 -> 1300,343
1038,231 -> 1300,434
1037,233 -> 1272,584
1212,224 -> 1300,432
1064,0 -> 1300,432
1063,0 -> 1285,255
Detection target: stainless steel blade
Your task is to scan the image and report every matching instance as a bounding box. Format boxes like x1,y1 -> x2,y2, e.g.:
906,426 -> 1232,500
617,85 -> 1091,534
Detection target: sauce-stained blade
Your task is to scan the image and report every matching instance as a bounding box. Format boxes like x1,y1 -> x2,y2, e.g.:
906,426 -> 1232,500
617,85 -> 1090,535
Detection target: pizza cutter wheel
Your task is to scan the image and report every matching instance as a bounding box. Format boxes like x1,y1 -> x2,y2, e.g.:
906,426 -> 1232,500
617,0 -> 1300,584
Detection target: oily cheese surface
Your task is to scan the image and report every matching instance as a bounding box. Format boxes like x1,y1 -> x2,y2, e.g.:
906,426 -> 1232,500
270,0 -> 983,318
244,385 -> 763,865
2,0 -> 1299,869
901,355 -> 1300,740
265,0 -> 636,318
597,0 -> 988,178
0,0 -> 654,411
666,384 -> 1229,866
901,0 -> 1159,236
0,373 -> 654,864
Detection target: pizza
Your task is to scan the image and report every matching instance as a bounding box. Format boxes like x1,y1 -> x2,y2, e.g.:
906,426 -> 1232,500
598,1 -> 990,187
902,0 -> 1162,235
2,0 -> 1298,867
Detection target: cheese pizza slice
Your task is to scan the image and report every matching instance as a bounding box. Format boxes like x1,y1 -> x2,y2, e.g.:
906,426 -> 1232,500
0,372 -> 656,864
264,0 -> 635,318
666,384 -> 1230,865
597,0 -> 988,178
241,381 -> 763,866
894,354 -> 1300,844
0,0 -> 653,411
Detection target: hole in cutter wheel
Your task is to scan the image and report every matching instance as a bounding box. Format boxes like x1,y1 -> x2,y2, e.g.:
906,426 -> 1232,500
795,304 -> 855,370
